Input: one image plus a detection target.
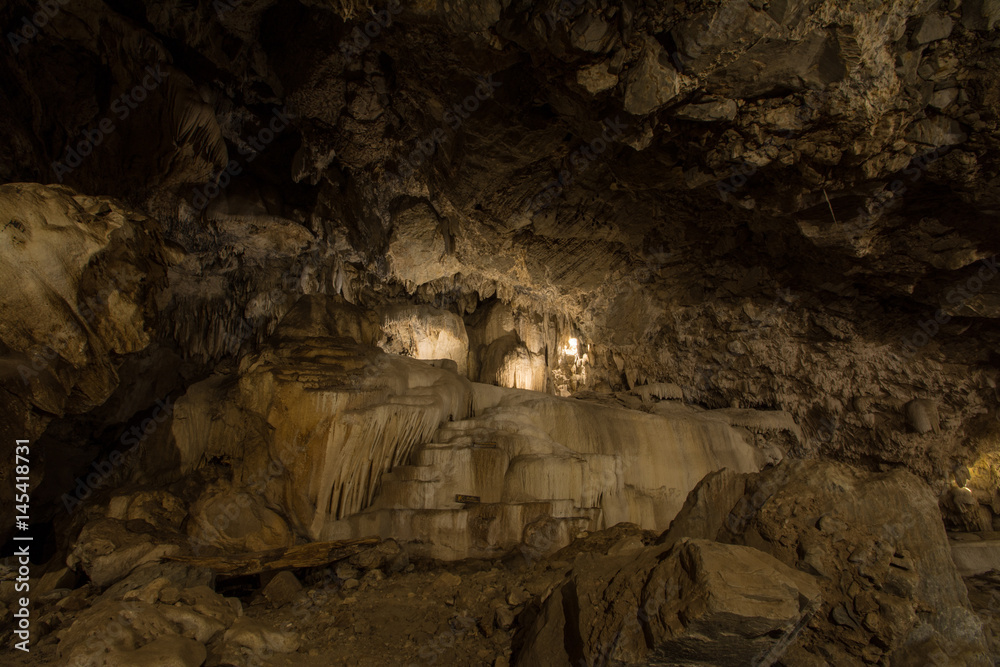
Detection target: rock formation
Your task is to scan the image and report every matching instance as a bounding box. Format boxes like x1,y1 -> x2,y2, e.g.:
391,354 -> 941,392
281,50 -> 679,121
1,0 -> 999,664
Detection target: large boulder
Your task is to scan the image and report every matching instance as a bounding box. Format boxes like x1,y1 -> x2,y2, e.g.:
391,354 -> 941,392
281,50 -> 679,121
67,519 -> 181,589
186,481 -> 295,554
0,184 -> 170,542
514,538 -> 821,666
721,460 -> 990,665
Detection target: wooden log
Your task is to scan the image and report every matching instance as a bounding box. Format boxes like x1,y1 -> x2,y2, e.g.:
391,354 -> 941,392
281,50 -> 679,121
164,537 -> 381,576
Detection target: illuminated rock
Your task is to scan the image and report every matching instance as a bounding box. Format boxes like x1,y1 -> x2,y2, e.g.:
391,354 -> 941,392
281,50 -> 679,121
378,303 -> 470,375
170,296 -> 777,559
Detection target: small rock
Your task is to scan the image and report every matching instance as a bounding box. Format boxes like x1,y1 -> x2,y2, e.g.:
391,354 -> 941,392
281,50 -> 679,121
433,572 -> 462,591
624,36 -> 683,115
885,568 -> 919,599
158,605 -> 227,644
912,14 -> 954,44
343,578 -> 360,590
905,398 -> 941,434
817,514 -> 847,535
360,569 -> 384,589
905,118 -> 967,148
494,606 -> 516,629
335,562 -> 360,580
569,14 -> 611,53
831,603 -> 860,629
123,577 -> 170,605
159,586 -> 181,605
929,88 -> 959,111
576,62 -> 618,95
673,99 -> 738,122
388,551 -> 410,573
262,571 -> 303,608
505,588 -> 530,606
350,540 -> 400,571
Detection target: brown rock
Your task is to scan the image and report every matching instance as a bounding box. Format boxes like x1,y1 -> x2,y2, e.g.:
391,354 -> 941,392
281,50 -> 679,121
262,570 -> 303,608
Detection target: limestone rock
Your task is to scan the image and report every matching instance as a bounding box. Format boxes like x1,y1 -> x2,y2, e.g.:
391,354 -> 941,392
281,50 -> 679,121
170,304 -> 774,560
479,334 -> 547,391
105,635 -> 206,667
905,398 -> 940,434
67,519 -> 181,589
157,604 -> 227,644
269,293 -> 380,345
514,538 -> 821,666
186,481 -> 294,554
107,490 -> 187,532
673,99 -> 738,122
387,202 -> 463,288
670,1 -> 780,77
379,304 -> 470,375
57,600 -> 180,666
262,571 -> 303,608
219,616 -> 300,665
912,14 -> 954,44
656,468 -> 749,547
101,562 -> 214,603
728,460 -> 990,664
906,116 -> 968,147
576,62 -> 617,95
623,37 -> 683,116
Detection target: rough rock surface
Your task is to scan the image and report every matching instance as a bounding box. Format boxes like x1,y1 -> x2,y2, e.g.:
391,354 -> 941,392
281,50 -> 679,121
0,0 -> 999,664
0,0 -> 996,504
513,459 -> 992,666
515,537 -> 821,666
166,293 -> 792,559
664,459 -> 991,665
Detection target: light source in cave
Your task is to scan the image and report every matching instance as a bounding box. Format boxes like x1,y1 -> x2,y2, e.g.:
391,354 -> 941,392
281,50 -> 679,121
561,337 -> 579,357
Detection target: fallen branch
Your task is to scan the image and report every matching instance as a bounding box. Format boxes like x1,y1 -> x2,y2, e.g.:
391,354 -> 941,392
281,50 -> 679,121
165,537 -> 381,576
